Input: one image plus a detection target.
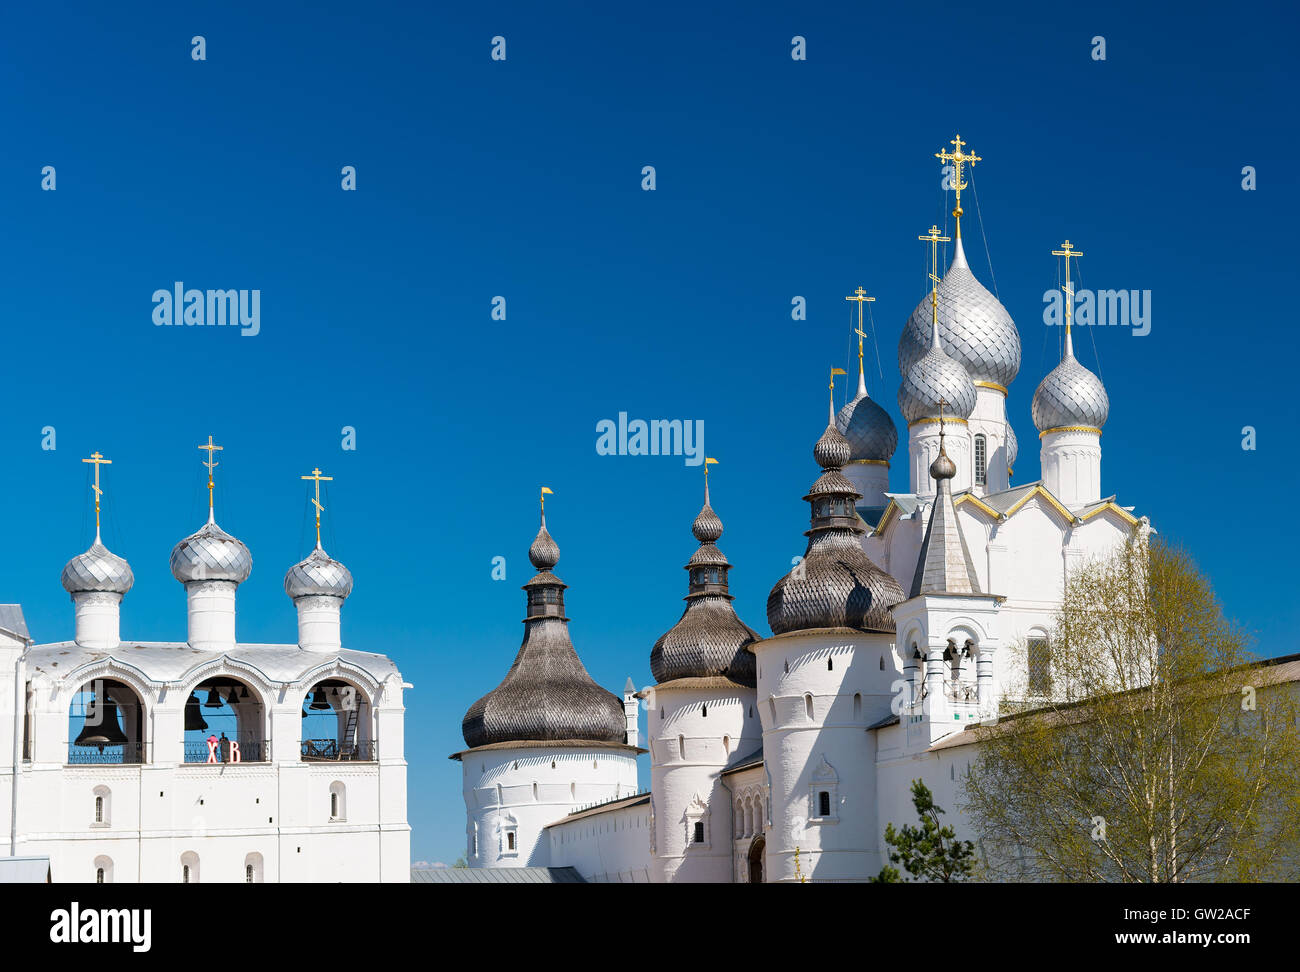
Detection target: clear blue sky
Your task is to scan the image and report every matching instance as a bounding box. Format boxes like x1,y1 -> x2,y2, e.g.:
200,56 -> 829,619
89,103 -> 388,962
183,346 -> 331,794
1,0 -> 1295,866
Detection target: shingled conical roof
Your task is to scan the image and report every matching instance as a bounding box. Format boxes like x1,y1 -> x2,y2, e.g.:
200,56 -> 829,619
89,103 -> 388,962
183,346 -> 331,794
767,392 -> 904,634
461,507 -> 627,749
910,421 -> 981,597
651,475 -> 758,685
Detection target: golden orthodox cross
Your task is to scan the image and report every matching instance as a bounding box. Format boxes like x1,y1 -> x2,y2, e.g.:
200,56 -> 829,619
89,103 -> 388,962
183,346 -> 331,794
1051,240 -> 1083,334
934,134 -> 982,233
844,287 -> 875,374
198,436 -> 223,513
301,467 -> 333,548
81,451 -> 112,541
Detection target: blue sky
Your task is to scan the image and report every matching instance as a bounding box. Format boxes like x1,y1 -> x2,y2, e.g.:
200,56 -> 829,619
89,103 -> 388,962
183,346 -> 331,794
1,0 -> 1295,865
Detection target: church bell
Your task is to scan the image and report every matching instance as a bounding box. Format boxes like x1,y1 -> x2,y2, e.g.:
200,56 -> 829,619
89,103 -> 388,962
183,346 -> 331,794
204,686 -> 223,708
185,693 -> 208,731
309,687 -> 330,710
74,694 -> 130,751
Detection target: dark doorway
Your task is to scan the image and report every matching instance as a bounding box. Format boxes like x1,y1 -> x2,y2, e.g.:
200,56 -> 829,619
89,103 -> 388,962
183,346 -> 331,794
747,836 -> 765,883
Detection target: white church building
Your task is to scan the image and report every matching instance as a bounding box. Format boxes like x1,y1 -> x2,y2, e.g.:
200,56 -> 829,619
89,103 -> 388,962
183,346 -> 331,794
452,136 -> 1171,882
0,447 -> 410,882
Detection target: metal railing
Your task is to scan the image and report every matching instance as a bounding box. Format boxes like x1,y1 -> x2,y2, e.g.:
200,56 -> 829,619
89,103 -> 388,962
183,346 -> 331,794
301,739 -> 376,762
68,742 -> 147,765
183,738 -> 269,763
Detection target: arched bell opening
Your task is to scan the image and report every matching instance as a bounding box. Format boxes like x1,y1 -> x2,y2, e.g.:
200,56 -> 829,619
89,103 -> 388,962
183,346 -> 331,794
182,676 -> 267,763
300,678 -> 374,761
68,678 -> 145,764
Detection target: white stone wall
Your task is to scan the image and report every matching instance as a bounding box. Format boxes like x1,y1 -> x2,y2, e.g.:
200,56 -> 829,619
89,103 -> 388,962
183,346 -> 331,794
644,682 -> 759,882
753,630 -> 897,882
547,800 -> 651,882
462,746 -> 637,868
1040,428 -> 1103,509
2,655 -> 409,882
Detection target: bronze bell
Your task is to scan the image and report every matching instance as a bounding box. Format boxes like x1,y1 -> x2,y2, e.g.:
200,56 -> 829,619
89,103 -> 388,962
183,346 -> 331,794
309,687 -> 330,710
185,693 -> 208,731
225,687 -> 240,706
74,695 -> 130,752
204,686 -> 222,708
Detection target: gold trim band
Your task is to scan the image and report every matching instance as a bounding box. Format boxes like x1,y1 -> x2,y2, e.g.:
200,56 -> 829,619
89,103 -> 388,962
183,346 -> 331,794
846,459 -> 890,467
1038,426 -> 1102,439
908,417 -> 969,428
973,381 -> 1008,394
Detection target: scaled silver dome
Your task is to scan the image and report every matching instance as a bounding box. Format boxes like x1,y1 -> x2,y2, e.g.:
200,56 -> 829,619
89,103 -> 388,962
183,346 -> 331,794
170,517 -> 253,584
836,384 -> 898,463
285,546 -> 354,599
1005,421 -> 1019,471
899,238 -> 1021,387
62,541 -> 134,596
1031,342 -> 1109,433
897,339 -> 977,424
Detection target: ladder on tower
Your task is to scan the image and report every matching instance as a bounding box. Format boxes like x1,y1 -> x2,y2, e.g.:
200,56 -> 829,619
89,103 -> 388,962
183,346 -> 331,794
342,705 -> 359,759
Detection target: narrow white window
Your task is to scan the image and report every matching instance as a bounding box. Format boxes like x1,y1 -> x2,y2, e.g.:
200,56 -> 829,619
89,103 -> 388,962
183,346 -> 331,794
974,434 -> 987,486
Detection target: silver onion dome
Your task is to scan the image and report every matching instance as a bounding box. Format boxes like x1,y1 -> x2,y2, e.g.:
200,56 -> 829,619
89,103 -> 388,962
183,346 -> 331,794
899,238 -> 1021,387
285,546 -> 354,599
62,541 -> 134,596
1031,337 -> 1109,433
170,516 -> 253,584
898,335 -> 977,424
837,381 -> 898,463
1005,421 -> 1019,471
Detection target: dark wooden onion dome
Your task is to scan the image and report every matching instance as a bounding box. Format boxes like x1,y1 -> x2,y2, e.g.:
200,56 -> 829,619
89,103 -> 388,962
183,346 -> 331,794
650,477 -> 758,686
461,509 -> 626,749
766,401 -> 904,635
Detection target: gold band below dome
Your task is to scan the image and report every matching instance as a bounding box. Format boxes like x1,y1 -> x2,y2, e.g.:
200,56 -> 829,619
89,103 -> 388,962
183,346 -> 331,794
1038,425 -> 1103,439
974,381 -> 1008,395
847,459 -> 890,467
908,417 -> 969,428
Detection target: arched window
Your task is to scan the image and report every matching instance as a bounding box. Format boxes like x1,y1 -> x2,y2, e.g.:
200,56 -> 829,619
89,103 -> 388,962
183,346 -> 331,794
1028,636 -> 1051,695
96,867 -> 105,883
818,790 -> 831,817
244,852 -> 263,883
180,852 -> 199,884
804,694 -> 814,721
974,434 -> 987,486
532,781 -> 538,801
853,693 -> 862,720
722,735 -> 730,755
693,821 -> 705,843
569,781 -> 576,800
701,703 -> 707,718
329,781 -> 347,821
827,657 -> 833,671
92,785 -> 111,826
93,856 -> 112,884
678,735 -> 685,759
768,698 -> 777,724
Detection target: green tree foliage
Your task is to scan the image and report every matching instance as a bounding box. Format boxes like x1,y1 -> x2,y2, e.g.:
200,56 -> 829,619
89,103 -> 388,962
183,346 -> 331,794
873,779 -> 975,882
963,538 -> 1300,881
